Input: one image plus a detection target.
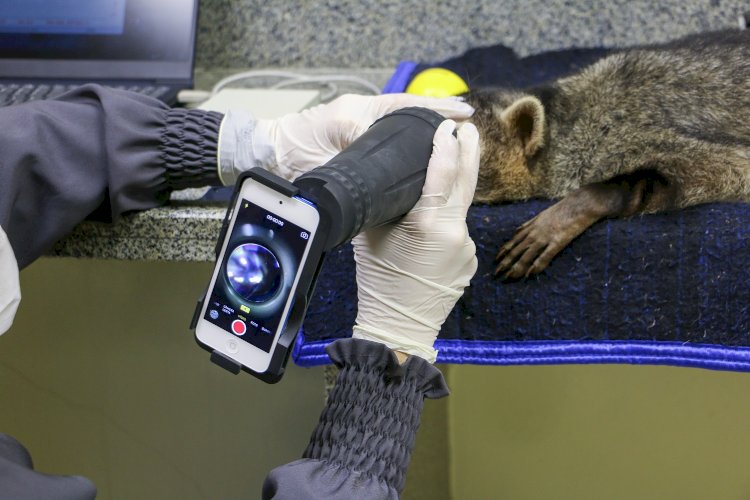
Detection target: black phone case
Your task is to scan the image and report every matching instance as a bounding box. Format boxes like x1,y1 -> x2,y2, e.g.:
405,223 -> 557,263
190,168 -> 332,383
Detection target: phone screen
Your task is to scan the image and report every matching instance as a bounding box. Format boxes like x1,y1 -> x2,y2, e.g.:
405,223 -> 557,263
203,197 -> 313,352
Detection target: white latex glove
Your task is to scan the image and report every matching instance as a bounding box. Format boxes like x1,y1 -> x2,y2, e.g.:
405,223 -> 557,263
0,225 -> 21,336
217,93 -> 474,185
351,119 -> 480,363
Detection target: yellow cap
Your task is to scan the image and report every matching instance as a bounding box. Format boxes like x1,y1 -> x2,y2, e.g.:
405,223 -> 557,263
405,67 -> 470,98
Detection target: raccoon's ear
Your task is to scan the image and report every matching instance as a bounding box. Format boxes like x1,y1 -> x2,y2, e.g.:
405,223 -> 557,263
500,96 -> 545,157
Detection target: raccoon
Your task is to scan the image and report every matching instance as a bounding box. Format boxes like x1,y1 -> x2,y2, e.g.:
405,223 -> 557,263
468,29 -> 750,279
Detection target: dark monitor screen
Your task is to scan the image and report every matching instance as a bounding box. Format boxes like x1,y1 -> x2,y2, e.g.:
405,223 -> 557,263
0,0 -> 198,81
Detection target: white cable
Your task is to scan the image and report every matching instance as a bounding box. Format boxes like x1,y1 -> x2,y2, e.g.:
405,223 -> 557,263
272,75 -> 382,96
176,89 -> 211,104
211,70 -> 306,95
271,78 -> 339,101
210,70 -> 382,100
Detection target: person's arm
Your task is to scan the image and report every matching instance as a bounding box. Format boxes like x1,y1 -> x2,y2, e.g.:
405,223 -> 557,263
0,226 -> 20,337
0,83 -> 222,269
218,93 -> 476,184
0,85 -> 473,333
262,339 -> 447,500
0,433 -> 96,500
0,84 -> 222,498
263,120 -> 480,499
0,86 -> 476,338
0,85 -> 474,271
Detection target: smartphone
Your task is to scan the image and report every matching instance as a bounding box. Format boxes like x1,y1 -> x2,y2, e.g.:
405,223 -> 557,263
195,175 -> 320,376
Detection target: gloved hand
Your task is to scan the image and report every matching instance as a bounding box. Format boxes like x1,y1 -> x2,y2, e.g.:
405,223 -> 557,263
351,119 -> 479,363
217,93 -> 474,185
0,227 -> 20,336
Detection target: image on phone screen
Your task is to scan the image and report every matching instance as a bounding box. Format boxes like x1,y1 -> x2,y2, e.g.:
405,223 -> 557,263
203,197 -> 312,352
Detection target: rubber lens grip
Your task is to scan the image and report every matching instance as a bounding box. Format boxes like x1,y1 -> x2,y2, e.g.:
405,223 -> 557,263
294,107 -> 445,249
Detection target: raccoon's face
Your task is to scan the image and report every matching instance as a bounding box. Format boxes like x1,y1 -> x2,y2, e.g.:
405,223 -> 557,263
467,90 -> 545,202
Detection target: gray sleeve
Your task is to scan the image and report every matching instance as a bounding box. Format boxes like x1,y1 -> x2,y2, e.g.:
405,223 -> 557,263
0,433 -> 96,500
262,338 -> 449,500
0,84 -> 223,269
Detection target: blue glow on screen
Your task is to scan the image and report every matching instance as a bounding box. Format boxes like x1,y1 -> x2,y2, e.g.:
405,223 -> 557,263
0,0 -> 127,35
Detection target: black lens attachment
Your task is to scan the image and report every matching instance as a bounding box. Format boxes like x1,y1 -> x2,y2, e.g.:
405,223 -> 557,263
294,107 -> 445,250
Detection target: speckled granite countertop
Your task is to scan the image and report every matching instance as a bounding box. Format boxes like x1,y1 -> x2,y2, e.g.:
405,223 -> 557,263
196,0 -> 746,67
50,196 -> 226,262
49,69 -> 393,262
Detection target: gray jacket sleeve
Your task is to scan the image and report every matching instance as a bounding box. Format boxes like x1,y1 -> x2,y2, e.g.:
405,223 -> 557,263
0,84 -> 222,269
0,433 -> 96,500
262,339 -> 449,500
0,85 -> 225,499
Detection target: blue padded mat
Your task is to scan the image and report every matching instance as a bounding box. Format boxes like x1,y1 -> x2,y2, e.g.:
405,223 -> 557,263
294,201 -> 750,371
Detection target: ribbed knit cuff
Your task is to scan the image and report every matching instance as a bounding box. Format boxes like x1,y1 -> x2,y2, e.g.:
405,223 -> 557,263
159,108 -> 223,189
303,338 -> 449,494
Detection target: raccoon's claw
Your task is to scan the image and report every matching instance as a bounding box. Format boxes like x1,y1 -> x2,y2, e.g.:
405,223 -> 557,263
494,217 -> 541,279
494,237 -> 549,280
494,213 -> 565,279
494,242 -> 513,262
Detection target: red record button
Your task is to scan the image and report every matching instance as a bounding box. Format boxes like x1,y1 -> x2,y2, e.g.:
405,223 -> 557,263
231,319 -> 247,336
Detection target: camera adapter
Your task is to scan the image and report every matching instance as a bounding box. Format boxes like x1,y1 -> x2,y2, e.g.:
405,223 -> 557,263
294,106 -> 446,249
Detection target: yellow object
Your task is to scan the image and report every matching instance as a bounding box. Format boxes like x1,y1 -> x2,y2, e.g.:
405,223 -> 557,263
406,67 -> 469,97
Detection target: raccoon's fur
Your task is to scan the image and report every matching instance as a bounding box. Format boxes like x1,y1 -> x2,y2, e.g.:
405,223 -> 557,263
469,29 -> 750,277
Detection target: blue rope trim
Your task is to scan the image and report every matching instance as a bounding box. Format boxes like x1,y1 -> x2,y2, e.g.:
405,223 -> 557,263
382,61 -> 418,93
291,327 -> 308,362
293,334 -> 750,373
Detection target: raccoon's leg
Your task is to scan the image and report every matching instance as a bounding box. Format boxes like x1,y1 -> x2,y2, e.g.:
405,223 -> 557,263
495,170 -> 674,278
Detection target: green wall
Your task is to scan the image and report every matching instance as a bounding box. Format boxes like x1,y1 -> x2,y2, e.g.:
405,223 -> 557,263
0,258 -> 449,499
0,259 -> 327,499
4,258 -> 750,499
449,364 -> 750,499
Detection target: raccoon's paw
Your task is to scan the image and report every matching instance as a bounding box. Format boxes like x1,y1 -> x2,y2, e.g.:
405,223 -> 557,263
494,209 -> 575,279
